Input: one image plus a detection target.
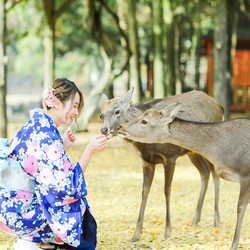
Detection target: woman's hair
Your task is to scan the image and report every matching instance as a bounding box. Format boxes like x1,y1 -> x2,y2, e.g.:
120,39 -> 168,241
50,78 -> 84,115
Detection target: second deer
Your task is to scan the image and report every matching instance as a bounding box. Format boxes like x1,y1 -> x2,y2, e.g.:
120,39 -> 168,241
118,102 -> 250,250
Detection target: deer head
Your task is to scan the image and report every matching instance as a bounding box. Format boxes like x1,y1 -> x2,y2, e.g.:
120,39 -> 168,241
99,88 -> 134,138
118,102 -> 182,143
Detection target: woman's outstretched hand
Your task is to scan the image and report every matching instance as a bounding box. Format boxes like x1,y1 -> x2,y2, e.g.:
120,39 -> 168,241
86,134 -> 108,153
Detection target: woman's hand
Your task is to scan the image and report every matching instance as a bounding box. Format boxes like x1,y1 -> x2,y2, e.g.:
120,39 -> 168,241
86,134 -> 108,153
63,130 -> 76,151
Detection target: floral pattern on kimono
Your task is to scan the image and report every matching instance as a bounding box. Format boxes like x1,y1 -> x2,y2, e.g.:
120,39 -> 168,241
0,109 -> 89,247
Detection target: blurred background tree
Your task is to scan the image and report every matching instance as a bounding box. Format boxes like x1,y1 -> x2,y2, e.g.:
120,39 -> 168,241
0,0 -> 7,137
0,0 -> 249,136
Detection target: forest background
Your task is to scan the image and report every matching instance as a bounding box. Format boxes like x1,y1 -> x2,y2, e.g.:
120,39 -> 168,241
0,1 -> 250,249
0,0 -> 249,139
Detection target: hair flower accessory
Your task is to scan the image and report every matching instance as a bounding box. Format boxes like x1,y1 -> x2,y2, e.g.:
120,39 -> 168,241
42,86 -> 57,108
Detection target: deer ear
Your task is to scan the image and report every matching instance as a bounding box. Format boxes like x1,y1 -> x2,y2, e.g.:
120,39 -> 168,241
99,93 -> 109,108
160,102 -> 182,124
121,87 -> 134,111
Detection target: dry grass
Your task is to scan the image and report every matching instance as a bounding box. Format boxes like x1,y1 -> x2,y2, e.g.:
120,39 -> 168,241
1,121 -> 250,250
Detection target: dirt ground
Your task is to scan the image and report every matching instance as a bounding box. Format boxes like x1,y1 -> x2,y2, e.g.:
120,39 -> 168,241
1,121 -> 250,250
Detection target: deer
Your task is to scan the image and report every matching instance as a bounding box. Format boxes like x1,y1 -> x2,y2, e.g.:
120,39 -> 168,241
99,89 -> 224,242
117,101 -> 250,250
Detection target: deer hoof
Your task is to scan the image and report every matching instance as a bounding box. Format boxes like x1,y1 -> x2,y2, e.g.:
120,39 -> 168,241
131,235 -> 139,242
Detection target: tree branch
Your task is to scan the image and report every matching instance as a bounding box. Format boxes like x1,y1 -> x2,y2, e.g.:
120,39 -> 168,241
239,0 -> 250,21
98,0 -> 130,52
97,0 -> 131,78
193,0 -> 216,16
54,0 -> 75,20
5,0 -> 23,11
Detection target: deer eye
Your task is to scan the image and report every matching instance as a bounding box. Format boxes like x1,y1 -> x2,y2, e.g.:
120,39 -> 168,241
114,109 -> 120,115
99,114 -> 103,120
140,119 -> 147,125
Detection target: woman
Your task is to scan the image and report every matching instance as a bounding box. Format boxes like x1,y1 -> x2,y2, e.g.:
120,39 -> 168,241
0,78 -> 108,249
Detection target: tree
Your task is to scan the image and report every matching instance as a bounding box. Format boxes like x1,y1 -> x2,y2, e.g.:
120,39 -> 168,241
173,14 -> 181,94
0,0 -> 25,138
0,0 -> 7,137
42,0 -> 74,88
213,0 -> 230,119
163,0 -> 175,96
75,0 -> 131,131
191,13 -> 201,90
153,0 -> 164,98
116,0 -> 130,94
127,0 -> 142,103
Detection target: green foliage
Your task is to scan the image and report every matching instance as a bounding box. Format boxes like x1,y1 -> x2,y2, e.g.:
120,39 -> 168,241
5,0 -> 246,95
7,1 -> 43,42
56,1 -> 89,55
6,1 -> 44,86
14,35 -> 44,81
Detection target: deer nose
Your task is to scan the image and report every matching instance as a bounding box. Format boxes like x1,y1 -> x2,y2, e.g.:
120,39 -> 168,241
101,127 -> 108,135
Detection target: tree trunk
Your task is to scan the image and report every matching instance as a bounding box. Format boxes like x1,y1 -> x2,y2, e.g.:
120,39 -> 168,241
117,0 -> 129,93
213,0 -> 230,119
192,15 -> 201,90
127,0 -> 141,102
43,0 -> 55,88
174,16 -> 181,94
163,0 -> 175,96
0,0 -> 7,138
228,0 -> 238,105
42,0 -> 74,88
43,24 -> 54,88
153,0 -> 164,98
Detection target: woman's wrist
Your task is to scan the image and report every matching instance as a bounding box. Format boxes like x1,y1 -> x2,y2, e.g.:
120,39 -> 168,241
85,143 -> 94,155
79,144 -> 94,173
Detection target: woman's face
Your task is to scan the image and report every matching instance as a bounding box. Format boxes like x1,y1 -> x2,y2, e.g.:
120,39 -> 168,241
59,92 -> 80,127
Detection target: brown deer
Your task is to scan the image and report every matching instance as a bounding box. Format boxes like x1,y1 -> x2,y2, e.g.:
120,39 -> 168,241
118,102 -> 250,250
99,89 -> 223,242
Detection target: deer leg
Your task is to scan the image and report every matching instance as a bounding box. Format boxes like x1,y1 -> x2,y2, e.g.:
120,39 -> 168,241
163,158 -> 177,239
187,153 -> 210,226
131,162 -> 155,242
203,158 -> 220,227
230,181 -> 250,250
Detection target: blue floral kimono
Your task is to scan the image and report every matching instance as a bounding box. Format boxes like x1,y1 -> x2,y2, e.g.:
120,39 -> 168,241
0,109 -> 95,248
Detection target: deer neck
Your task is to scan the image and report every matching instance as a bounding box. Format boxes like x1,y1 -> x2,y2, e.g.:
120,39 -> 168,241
166,118 -> 220,160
